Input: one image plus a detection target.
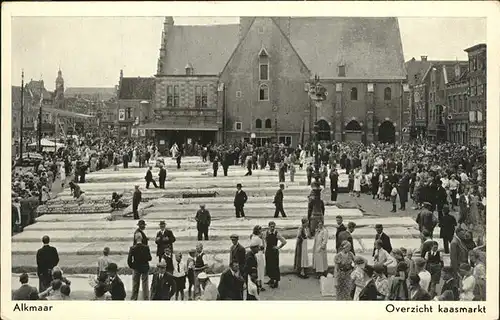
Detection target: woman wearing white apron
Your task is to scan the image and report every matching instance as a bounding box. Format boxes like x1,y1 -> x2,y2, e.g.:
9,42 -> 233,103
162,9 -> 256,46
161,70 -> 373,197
132,148 -> 137,163
250,226 -> 266,292
59,162 -> 66,187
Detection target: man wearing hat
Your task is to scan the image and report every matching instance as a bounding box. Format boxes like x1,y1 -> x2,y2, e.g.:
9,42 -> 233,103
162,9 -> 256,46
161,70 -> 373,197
145,166 -> 158,189
273,184 -> 287,218
155,220 -> 176,262
106,263 -> 126,300
195,204 -> 211,241
128,232 -> 152,300
158,163 -> 167,189
134,219 -> 148,245
197,272 -> 219,300
150,260 -> 176,300
229,234 -> 246,275
233,183 -> 247,218
132,185 -> 142,220
408,274 -> 431,301
416,202 -> 438,237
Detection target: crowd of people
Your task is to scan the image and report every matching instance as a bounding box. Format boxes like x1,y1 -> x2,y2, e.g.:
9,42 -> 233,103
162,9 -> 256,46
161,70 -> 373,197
12,136 -> 488,301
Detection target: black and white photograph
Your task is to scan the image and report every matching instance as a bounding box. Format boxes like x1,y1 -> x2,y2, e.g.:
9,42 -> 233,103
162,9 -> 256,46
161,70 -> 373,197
1,2 -> 499,320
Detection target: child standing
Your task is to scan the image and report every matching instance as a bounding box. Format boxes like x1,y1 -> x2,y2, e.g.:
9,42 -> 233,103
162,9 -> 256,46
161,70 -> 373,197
390,183 -> 398,212
173,252 -> 187,300
97,247 -> 111,280
425,241 -> 443,297
161,247 -> 174,274
186,249 -> 196,300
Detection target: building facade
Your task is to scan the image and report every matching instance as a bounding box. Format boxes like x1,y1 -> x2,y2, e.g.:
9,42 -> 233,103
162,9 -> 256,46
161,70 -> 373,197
143,17 -> 408,147
117,70 -> 155,138
465,44 -> 486,147
445,64 -> 469,144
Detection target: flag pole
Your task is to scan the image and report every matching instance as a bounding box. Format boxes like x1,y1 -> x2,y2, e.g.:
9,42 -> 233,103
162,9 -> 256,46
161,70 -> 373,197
38,76 -> 43,153
20,70 -> 25,159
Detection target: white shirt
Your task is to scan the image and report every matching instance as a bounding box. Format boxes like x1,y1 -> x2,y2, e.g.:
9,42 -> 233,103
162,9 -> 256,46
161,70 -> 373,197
449,179 -> 459,190
173,259 -> 187,277
460,172 -> 468,183
418,270 -> 431,292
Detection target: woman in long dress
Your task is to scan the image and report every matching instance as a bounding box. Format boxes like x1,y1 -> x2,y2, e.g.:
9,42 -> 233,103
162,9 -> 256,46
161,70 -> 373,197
250,225 -> 266,292
59,162 -> 66,188
170,143 -> 179,159
334,240 -> 355,300
312,220 -> 328,278
293,217 -> 310,278
468,189 -> 479,229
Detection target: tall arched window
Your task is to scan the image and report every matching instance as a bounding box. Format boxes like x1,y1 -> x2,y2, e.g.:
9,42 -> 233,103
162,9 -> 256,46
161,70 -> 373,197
259,84 -> 269,101
350,87 -> 358,100
256,119 -> 262,129
265,119 -> 272,128
384,87 -> 392,100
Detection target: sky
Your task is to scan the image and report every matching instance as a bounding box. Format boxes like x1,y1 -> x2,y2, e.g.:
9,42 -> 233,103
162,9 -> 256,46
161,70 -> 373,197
11,17 -> 486,90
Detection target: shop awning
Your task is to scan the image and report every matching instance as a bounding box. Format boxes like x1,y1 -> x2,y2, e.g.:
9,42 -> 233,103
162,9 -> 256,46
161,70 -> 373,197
137,122 -> 219,131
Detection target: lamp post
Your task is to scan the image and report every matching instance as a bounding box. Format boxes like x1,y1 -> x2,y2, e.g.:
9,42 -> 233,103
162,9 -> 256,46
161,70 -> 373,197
307,75 -> 327,235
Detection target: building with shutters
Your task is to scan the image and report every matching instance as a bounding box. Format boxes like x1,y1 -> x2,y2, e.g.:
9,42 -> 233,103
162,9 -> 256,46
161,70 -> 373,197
140,17 -> 409,148
465,43 -> 486,147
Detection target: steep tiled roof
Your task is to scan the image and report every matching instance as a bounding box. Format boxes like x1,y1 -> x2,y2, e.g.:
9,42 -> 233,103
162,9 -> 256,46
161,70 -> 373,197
65,87 -> 116,100
163,24 -> 240,75
118,77 -> 155,100
25,80 -> 52,100
161,18 -> 406,79
288,17 -> 406,79
405,59 -> 431,86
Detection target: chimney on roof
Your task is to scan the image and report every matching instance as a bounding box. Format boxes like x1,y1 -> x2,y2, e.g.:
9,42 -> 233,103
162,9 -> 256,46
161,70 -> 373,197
421,56 -> 428,61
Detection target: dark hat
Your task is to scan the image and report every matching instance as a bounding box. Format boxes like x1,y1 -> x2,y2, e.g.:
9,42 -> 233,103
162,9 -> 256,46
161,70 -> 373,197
106,263 -> 118,272
159,220 -> 166,225
422,202 -> 432,207
137,220 -> 146,226
230,234 -> 239,239
236,183 -> 242,188
363,265 -> 374,277
375,224 -> 383,229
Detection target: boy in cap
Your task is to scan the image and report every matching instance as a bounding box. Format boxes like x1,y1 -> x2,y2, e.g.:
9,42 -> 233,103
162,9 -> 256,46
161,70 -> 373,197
229,234 -> 246,275
155,220 -> 176,262
172,252 -> 187,300
440,266 -> 459,300
197,272 -> 218,300
134,219 -> 148,245
150,260 -> 176,300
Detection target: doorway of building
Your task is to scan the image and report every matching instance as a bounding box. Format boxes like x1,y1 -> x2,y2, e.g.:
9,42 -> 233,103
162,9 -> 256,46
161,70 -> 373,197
315,119 -> 331,141
378,121 -> 396,144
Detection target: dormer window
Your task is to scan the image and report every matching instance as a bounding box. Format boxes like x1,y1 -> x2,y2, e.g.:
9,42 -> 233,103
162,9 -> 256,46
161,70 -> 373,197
185,63 -> 193,76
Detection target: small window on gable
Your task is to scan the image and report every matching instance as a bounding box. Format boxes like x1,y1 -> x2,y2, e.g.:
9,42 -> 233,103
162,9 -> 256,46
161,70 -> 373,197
235,122 -> 242,131
259,64 -> 268,81
265,119 -> 272,129
236,91 -> 242,98
256,119 -> 262,129
259,84 -> 269,101
259,48 -> 268,58
338,65 -> 346,77
350,87 -> 358,100
384,87 -> 392,101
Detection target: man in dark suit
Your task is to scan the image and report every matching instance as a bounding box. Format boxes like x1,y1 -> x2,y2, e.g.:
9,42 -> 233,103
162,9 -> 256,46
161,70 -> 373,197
371,168 -> 380,199
229,234 -> 246,275
123,152 -> 129,169
335,215 -> 347,252
440,266 -> 459,300
195,204 -> 211,241
134,219 -> 148,245
158,164 -> 167,189
222,152 -> 230,176
398,171 -> 410,210
372,224 -> 392,256
435,180 -> 449,223
150,260 -> 176,300
359,265 -> 380,300
36,235 -> 59,292
145,166 -> 158,189
337,222 -> 356,254
330,168 -> 339,202
132,185 -> 142,220
217,261 -> 245,300
12,273 -> 38,300
233,183 -> 247,218
416,202 -> 438,236
409,274 -> 431,300
106,263 -> 126,300
273,184 -> 287,218
439,206 -> 457,254
128,234 -> 152,300
155,220 -> 176,262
